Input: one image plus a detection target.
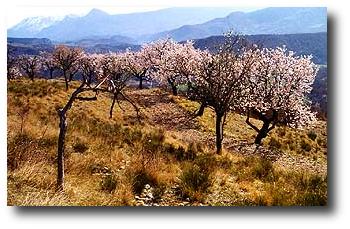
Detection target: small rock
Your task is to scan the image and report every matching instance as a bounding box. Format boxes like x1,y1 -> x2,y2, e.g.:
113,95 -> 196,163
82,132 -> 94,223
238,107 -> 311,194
147,193 -> 154,199
145,184 -> 151,189
138,200 -> 144,206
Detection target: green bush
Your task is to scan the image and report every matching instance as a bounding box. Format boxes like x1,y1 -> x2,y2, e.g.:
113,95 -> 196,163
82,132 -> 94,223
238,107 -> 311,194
297,173 -> 327,206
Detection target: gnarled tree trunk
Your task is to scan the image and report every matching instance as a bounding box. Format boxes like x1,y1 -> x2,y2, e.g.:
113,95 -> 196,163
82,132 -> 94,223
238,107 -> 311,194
196,102 -> 206,117
57,110 -> 67,191
254,121 -> 270,145
138,76 -> 143,89
167,78 -> 177,96
63,70 -> 69,91
56,83 -> 86,190
215,112 -> 225,154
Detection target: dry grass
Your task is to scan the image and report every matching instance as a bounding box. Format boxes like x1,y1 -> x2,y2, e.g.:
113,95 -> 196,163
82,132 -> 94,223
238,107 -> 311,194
7,79 -> 327,206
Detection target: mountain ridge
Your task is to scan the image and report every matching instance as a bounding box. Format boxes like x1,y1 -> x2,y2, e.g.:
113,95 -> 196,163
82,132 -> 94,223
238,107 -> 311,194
8,7 -> 237,41
145,7 -> 327,42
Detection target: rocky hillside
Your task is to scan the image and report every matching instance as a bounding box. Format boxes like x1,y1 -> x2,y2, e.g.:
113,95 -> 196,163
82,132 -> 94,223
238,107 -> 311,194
7,79 -> 327,206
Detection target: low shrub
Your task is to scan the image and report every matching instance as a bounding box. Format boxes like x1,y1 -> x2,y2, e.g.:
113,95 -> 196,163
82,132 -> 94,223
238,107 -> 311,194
143,128 -> 165,152
300,139 -> 312,152
101,174 -> 118,193
233,156 -> 274,182
72,140 -> 89,154
178,155 -> 215,201
307,130 -> 317,141
131,169 -> 158,195
252,158 -> 274,181
268,137 -> 282,149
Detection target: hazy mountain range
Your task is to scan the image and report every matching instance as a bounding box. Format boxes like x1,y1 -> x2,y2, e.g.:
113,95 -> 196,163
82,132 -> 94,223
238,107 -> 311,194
8,7 -> 238,42
8,7 -> 327,43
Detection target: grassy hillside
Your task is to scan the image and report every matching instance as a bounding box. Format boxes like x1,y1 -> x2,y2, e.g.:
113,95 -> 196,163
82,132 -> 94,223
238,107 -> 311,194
7,79 -> 327,206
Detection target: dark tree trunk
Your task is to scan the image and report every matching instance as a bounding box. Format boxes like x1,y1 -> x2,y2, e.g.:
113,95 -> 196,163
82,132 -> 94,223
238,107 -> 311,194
196,102 -> 206,117
63,71 -> 69,91
138,76 -> 143,89
171,84 -> 178,96
215,112 -> 224,154
167,78 -> 177,95
69,72 -> 74,82
254,121 -> 270,145
168,79 -> 177,95
49,69 -> 54,79
56,82 -> 85,190
57,110 -> 67,191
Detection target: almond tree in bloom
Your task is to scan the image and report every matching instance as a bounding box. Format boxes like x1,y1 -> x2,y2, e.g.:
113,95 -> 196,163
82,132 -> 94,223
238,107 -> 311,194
17,54 -> 41,81
40,51 -> 57,79
53,45 -> 83,90
79,53 -> 102,84
243,47 -> 318,145
142,39 -> 190,95
56,52 -> 137,190
188,35 -> 257,154
125,49 -> 150,89
7,52 -> 21,80
160,40 -> 205,96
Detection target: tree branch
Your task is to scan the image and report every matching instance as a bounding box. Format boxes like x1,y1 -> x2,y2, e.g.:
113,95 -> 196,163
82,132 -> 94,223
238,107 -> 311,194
246,111 -> 260,133
120,92 -> 140,121
76,96 -> 97,101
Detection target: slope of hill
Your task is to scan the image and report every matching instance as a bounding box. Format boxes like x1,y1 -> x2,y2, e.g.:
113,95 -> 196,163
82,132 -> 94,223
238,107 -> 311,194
146,7 -> 327,42
7,79 -> 327,206
7,38 -> 54,56
193,32 -> 327,65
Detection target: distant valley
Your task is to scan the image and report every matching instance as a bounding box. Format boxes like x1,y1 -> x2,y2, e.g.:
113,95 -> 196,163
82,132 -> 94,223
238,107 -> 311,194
7,32 -> 327,65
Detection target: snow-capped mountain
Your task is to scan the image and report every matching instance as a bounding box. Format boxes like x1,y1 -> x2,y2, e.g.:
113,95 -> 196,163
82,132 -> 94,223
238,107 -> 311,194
8,16 -> 65,37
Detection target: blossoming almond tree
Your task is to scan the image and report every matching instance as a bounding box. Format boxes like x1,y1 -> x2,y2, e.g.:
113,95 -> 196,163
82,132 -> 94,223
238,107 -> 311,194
40,51 -> 57,79
7,52 -> 22,80
142,38 -> 191,95
243,47 -> 318,145
53,45 -> 83,90
187,38 -> 257,154
124,49 -> 150,89
17,55 -> 41,81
